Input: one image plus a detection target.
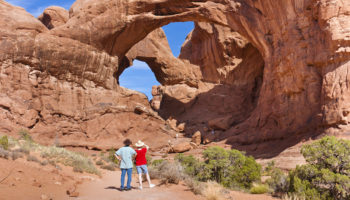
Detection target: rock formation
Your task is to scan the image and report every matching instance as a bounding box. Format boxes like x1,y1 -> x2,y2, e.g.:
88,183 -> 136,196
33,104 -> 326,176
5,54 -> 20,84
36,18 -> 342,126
0,0 -> 349,155
38,6 -> 69,29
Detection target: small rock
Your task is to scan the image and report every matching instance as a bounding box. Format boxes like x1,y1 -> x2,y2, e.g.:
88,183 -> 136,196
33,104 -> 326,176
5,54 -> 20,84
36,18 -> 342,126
167,118 -> 178,131
66,187 -> 79,197
172,142 -> 192,153
191,131 -> 201,145
41,194 -> 48,200
177,123 -> 185,132
189,142 -> 198,149
15,177 -> 21,181
208,116 -> 232,130
32,182 -> 42,188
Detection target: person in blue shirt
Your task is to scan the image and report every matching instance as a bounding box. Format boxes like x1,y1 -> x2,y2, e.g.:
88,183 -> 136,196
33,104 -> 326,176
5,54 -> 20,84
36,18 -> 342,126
115,139 -> 136,191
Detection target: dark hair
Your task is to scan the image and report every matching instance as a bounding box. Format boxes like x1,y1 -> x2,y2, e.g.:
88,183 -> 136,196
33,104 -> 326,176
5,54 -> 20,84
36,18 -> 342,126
123,139 -> 132,146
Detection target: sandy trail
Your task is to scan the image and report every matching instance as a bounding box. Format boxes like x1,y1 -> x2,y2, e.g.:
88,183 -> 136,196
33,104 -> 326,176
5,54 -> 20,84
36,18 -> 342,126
73,170 -> 279,200
73,170 -> 204,200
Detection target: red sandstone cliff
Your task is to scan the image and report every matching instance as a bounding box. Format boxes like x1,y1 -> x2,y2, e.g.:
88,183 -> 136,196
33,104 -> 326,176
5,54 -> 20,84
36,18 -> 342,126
0,0 -> 349,154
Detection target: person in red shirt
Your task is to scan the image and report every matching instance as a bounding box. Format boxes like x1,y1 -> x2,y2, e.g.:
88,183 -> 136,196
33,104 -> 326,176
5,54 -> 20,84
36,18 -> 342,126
134,140 -> 155,190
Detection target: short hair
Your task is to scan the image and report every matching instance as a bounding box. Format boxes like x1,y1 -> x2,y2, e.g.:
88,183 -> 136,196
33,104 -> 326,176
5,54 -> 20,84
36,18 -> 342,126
123,139 -> 132,146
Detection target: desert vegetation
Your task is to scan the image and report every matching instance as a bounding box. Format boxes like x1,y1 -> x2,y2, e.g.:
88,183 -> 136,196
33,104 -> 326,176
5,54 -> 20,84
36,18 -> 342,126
265,136 -> 350,200
149,137 -> 350,200
0,130 -> 100,175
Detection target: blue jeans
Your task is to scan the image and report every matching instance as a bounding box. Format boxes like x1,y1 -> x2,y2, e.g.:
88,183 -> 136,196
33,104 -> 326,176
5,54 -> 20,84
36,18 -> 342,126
121,168 -> 133,189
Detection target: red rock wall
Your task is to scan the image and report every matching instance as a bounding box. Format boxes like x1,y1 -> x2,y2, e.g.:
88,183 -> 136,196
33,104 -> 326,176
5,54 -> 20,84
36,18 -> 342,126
1,0 -> 350,151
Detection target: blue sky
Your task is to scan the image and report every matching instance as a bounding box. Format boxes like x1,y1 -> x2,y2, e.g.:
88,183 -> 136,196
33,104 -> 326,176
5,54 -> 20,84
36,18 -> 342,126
6,0 -> 194,100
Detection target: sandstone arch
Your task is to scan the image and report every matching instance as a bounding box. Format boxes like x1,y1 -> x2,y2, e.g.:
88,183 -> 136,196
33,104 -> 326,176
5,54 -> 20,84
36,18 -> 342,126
1,0 -> 350,153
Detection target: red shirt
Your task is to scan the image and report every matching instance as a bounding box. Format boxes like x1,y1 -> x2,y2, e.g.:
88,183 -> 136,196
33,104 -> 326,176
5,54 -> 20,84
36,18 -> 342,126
135,148 -> 147,166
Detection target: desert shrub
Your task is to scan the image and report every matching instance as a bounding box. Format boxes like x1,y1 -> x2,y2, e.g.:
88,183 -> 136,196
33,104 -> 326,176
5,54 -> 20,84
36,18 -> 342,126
40,146 -> 99,175
73,165 -> 84,173
177,147 -> 261,189
149,161 -> 186,184
250,184 -> 269,194
95,160 -> 104,166
202,181 -> 226,200
175,154 -> 202,176
185,177 -> 204,195
17,146 -> 30,155
0,135 -> 9,150
27,155 -> 40,163
266,164 -> 290,196
18,129 -> 33,142
0,148 -> 10,159
11,151 -> 22,160
151,159 -> 165,166
101,163 -> 117,171
41,160 -> 48,166
146,153 -> 152,164
287,136 -> 350,200
107,149 -> 119,165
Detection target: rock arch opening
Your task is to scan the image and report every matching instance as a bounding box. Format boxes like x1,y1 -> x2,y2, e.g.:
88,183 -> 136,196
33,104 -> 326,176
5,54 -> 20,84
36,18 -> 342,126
117,19 -> 265,147
119,60 -> 160,100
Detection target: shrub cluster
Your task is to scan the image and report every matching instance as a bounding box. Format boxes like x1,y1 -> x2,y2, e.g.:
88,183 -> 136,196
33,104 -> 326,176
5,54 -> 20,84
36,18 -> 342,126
266,136 -> 350,200
176,146 -> 261,189
288,136 -> 350,200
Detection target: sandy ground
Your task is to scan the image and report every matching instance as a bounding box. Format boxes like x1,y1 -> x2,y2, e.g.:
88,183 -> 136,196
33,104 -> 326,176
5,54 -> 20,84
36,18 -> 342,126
74,170 -> 279,200
0,156 -> 84,200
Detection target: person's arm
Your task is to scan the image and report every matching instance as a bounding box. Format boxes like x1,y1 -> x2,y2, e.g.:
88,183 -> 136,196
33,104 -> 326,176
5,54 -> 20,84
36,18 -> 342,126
144,144 -> 149,150
115,149 -> 122,161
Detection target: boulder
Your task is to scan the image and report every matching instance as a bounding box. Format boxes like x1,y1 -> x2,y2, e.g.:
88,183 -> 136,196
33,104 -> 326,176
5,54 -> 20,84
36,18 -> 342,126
172,142 -> 192,153
191,131 -> 201,145
208,116 -> 232,130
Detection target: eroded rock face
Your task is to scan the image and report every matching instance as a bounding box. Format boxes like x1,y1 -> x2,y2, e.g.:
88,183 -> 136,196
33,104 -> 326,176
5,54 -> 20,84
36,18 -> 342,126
0,1 -> 173,150
38,6 -> 69,29
1,0 -> 350,154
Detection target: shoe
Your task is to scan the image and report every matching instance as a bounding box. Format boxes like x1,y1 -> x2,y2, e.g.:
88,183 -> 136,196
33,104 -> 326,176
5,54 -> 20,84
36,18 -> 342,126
149,184 -> 155,188
125,188 -> 132,191
119,187 -> 124,191
139,186 -> 143,190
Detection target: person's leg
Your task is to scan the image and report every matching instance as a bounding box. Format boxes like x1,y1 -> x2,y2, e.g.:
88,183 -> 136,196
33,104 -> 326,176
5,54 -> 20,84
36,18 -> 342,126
138,174 -> 143,189
136,166 -> 143,189
142,165 -> 155,188
126,168 -> 133,189
120,169 -> 126,189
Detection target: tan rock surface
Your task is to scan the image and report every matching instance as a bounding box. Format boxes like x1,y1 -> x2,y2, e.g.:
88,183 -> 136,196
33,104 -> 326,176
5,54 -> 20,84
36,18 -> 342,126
191,131 -> 201,146
172,142 -> 192,153
0,0 -> 350,157
38,6 -> 69,29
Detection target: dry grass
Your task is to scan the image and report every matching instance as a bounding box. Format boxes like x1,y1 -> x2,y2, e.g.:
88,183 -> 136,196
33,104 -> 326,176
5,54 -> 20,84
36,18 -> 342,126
282,194 -> 305,200
5,135 -> 100,175
185,177 -> 204,195
149,161 -> 186,184
202,181 -> 227,200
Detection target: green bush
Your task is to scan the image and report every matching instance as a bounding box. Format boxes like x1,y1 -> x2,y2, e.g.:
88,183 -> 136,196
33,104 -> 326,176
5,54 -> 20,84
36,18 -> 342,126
107,149 -> 119,165
176,147 -> 261,189
250,184 -> 269,194
101,163 -> 117,171
151,159 -> 165,166
288,136 -> 350,200
175,154 -> 202,176
0,135 -> 9,150
266,165 -> 289,196
18,129 -> 33,142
